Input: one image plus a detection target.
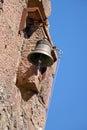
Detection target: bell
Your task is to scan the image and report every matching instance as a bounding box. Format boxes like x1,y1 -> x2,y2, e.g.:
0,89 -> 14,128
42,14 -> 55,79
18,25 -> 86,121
27,39 -> 54,67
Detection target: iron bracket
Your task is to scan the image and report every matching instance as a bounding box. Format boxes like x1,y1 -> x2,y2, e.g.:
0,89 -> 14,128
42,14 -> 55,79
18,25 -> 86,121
19,7 -> 57,62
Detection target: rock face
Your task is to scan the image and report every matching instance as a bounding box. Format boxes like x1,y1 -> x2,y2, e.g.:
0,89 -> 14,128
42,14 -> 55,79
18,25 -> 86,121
0,0 -> 57,130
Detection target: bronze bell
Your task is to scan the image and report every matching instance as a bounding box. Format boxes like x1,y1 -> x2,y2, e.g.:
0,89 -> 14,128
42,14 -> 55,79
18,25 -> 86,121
27,39 -> 54,67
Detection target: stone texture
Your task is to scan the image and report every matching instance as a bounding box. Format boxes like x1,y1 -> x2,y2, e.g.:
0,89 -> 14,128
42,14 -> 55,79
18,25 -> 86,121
0,0 -> 57,130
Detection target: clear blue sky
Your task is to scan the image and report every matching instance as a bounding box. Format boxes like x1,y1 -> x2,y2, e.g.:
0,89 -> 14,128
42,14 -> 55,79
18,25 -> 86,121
45,0 -> 87,130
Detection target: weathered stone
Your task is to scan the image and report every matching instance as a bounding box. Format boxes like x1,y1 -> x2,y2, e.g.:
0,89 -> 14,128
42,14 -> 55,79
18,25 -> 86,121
0,0 -> 57,129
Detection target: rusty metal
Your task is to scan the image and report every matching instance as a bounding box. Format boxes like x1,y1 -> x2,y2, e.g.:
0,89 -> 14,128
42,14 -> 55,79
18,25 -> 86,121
27,39 -> 54,67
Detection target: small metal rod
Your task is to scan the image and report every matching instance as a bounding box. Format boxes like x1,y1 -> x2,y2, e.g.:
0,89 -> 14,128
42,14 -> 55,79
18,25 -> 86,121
40,26 -> 47,39
36,8 -> 53,44
37,64 -> 40,76
37,60 -> 42,77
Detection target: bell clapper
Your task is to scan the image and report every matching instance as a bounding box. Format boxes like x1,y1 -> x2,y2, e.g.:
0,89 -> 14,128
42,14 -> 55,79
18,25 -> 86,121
37,60 -> 42,77
37,59 -> 45,81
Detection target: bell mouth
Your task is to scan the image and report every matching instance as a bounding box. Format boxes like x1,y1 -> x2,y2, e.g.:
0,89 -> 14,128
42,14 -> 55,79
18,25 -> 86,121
28,39 -> 54,67
28,51 -> 54,67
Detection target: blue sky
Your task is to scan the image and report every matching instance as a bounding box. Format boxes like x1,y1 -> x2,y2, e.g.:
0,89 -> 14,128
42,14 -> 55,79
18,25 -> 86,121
45,0 -> 87,130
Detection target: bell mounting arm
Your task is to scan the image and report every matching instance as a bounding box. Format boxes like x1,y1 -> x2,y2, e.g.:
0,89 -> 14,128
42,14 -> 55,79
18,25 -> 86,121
19,7 -> 57,62
19,7 -> 47,34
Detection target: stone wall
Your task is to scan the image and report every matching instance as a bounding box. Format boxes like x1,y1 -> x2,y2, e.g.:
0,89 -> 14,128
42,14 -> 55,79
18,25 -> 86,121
0,0 -> 57,129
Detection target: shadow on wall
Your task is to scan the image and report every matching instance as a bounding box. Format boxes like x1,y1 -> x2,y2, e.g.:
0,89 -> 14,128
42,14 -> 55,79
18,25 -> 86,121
16,62 -> 47,102
23,17 -> 38,38
16,65 -> 38,101
17,83 -> 38,101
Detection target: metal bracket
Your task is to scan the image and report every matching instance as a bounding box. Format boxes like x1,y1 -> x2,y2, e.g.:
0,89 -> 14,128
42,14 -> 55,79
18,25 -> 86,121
19,7 -> 44,33
19,7 -> 57,62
